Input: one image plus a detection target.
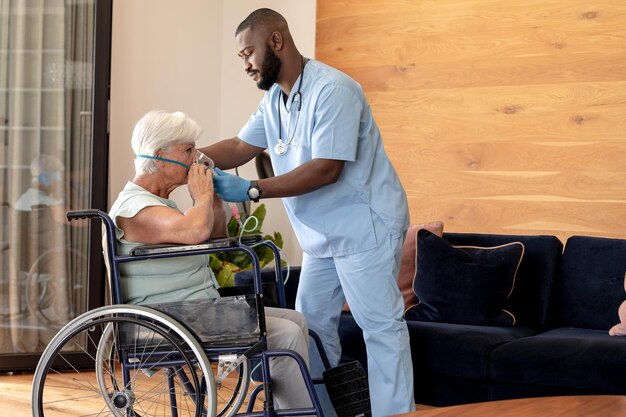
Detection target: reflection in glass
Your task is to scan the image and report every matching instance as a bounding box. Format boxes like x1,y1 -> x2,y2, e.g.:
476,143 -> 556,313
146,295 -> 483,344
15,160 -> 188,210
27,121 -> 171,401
0,0 -> 95,354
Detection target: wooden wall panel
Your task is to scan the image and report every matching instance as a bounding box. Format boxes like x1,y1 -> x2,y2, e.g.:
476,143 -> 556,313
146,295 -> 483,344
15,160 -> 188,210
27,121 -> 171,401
316,0 -> 626,241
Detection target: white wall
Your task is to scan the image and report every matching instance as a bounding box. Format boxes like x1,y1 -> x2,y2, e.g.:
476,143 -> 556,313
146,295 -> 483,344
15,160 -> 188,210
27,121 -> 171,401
110,1 -> 316,265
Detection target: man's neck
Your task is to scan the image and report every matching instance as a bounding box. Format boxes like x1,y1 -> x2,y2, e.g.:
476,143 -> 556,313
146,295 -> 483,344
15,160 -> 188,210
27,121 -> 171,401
277,53 -> 305,97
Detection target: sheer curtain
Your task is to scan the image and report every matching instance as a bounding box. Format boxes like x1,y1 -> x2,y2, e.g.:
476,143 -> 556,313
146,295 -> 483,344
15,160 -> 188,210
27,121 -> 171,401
0,0 -> 93,354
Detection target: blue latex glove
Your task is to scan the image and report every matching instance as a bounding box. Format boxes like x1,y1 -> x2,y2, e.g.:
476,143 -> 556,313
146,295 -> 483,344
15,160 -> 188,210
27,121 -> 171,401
212,168 -> 251,202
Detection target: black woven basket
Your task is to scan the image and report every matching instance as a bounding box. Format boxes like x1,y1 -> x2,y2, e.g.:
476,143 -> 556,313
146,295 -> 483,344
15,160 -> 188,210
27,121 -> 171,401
322,361 -> 372,417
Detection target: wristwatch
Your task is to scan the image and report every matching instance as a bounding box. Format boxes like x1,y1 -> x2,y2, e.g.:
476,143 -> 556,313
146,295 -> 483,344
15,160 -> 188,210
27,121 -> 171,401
247,180 -> 262,202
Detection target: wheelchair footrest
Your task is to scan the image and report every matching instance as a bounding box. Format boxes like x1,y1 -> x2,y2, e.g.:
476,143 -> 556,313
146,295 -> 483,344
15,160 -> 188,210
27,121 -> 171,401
323,361 -> 372,417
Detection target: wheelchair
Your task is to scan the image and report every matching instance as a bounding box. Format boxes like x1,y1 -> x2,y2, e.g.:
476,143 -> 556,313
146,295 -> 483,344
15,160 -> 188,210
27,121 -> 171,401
31,209 -> 328,417
0,205 -> 87,326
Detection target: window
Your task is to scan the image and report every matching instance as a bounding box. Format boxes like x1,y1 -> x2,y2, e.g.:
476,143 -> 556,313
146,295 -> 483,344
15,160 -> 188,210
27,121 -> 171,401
0,0 -> 110,370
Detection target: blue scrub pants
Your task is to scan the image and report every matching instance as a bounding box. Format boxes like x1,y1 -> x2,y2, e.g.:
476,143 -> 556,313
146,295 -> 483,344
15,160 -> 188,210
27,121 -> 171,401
296,218 -> 415,417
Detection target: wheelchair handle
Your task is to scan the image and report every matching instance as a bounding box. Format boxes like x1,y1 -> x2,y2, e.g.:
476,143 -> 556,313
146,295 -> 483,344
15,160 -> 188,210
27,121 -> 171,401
66,209 -> 103,222
66,209 -> 116,238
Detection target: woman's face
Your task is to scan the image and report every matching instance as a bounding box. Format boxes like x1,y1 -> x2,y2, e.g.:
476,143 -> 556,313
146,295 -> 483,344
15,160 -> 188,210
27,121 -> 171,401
158,142 -> 196,182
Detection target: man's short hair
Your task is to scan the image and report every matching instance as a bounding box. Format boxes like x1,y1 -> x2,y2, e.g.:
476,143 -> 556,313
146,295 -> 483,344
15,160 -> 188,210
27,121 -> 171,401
235,8 -> 287,36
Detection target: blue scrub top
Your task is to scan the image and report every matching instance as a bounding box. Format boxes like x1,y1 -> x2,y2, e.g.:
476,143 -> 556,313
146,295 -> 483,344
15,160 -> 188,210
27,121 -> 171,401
238,59 -> 409,258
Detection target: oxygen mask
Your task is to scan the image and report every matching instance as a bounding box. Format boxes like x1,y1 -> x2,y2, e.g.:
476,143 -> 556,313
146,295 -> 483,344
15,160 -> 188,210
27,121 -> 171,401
194,150 -> 214,169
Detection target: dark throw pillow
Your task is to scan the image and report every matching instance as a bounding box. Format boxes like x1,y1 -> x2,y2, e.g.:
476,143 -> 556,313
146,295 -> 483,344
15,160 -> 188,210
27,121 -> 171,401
398,221 -> 444,309
405,229 -> 524,326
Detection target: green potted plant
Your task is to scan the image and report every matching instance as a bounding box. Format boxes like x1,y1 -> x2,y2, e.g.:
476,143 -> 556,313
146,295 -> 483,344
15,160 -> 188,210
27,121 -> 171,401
209,203 -> 283,287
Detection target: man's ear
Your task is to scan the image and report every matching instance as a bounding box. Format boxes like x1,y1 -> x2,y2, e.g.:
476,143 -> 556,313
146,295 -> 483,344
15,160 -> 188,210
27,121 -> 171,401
270,31 -> 283,51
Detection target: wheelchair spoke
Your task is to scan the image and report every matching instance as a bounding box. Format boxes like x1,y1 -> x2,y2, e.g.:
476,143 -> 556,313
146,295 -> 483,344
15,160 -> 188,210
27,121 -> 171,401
32,309 -> 213,417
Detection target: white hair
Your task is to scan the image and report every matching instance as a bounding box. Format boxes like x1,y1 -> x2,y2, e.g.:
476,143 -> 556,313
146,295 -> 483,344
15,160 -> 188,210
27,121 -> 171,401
131,110 -> 202,175
30,154 -> 63,177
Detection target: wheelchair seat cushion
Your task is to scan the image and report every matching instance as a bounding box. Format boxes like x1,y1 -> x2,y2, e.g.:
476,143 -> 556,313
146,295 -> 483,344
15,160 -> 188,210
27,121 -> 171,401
144,295 -> 261,346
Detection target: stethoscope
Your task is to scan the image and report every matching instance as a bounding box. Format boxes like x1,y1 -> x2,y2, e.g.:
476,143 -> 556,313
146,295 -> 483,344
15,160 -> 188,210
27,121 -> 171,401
275,55 -> 305,156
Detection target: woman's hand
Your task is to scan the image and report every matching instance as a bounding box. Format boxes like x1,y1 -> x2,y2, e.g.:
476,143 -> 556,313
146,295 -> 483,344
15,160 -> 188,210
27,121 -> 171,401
187,163 -> 214,205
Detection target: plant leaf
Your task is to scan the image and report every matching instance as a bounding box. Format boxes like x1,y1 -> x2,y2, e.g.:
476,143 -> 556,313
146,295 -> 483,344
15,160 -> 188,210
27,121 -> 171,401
210,203 -> 288,285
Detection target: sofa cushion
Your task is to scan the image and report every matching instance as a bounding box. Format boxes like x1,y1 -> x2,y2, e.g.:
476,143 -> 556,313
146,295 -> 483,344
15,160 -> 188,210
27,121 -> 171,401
407,320 -> 534,379
398,221 -> 444,309
491,327 -> 626,393
443,232 -> 563,329
405,230 -> 523,326
338,311 -> 535,380
549,236 -> 626,330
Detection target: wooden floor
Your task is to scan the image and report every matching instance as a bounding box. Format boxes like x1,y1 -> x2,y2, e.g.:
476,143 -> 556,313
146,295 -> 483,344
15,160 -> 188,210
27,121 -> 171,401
11,370 -> 625,416
0,370 -> 435,416
0,372 -> 34,416
6,369 -> 626,417
0,370 -> 265,416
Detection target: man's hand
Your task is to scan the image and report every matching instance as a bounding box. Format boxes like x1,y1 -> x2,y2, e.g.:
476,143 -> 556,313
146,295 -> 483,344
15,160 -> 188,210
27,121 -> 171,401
213,168 -> 251,202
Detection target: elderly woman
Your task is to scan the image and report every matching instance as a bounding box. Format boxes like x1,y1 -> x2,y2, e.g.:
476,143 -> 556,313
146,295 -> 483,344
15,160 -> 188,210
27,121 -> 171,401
108,110 -> 312,409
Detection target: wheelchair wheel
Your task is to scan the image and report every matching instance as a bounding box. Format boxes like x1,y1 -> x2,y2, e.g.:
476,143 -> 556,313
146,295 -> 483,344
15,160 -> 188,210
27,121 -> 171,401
32,305 -> 217,417
25,247 -> 86,326
210,352 -> 250,417
96,325 -> 251,416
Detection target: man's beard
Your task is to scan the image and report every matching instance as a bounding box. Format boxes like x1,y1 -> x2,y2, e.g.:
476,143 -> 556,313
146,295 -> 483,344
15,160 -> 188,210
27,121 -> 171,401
256,48 -> 281,91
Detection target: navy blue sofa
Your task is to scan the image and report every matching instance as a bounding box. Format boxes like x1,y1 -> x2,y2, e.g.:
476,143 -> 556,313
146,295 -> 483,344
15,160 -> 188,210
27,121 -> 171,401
238,233 -> 626,406
336,233 -> 626,406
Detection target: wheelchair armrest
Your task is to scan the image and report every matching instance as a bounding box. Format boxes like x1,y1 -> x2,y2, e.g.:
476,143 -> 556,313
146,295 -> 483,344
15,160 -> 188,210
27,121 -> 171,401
218,283 -> 280,308
129,237 -> 238,256
234,266 -> 301,309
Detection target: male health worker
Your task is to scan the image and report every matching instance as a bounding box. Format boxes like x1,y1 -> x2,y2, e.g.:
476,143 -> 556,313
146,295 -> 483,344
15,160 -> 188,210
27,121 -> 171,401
202,8 -> 415,417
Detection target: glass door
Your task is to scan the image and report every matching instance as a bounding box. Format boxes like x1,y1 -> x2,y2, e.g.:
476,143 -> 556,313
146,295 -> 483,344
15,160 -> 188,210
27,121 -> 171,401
0,0 -> 110,370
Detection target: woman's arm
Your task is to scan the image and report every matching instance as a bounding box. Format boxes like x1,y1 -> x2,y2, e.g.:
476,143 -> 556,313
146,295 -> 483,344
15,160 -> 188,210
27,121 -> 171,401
118,165 -> 216,245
